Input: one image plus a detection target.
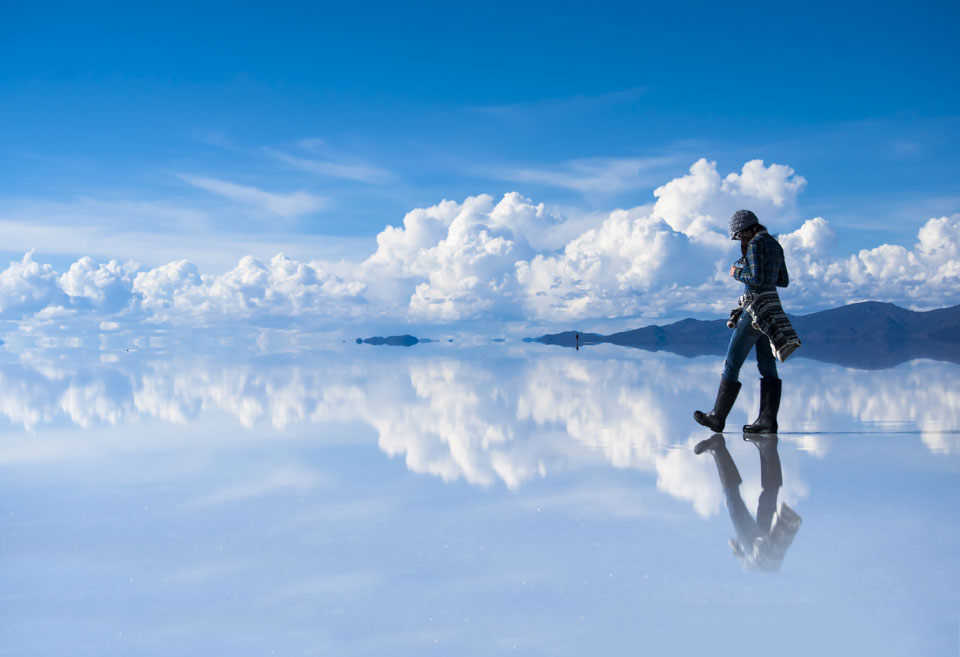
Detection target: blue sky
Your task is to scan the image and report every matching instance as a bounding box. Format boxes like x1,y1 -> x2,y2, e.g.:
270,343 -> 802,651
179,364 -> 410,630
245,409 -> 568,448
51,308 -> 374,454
1,0 -> 958,325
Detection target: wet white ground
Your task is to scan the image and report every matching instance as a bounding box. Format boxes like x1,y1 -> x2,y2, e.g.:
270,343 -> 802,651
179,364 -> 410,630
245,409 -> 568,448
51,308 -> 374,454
0,343 -> 957,655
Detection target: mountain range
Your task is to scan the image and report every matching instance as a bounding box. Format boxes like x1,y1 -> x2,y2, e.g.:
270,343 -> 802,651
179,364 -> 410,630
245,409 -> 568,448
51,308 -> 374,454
527,301 -> 960,369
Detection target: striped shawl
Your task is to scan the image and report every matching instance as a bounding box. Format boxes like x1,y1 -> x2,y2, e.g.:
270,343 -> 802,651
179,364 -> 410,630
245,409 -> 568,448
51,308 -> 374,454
740,290 -> 802,362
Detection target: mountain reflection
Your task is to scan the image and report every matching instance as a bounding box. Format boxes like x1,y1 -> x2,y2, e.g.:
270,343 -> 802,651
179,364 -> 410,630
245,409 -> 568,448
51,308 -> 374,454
0,350 -> 958,516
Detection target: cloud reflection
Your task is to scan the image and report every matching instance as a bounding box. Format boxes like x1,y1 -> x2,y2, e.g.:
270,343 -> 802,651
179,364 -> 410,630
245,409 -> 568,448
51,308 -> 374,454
0,350 -> 957,515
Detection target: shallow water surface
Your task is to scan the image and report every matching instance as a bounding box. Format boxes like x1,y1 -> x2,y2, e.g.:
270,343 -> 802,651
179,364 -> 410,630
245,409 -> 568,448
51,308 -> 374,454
1,344 -> 958,655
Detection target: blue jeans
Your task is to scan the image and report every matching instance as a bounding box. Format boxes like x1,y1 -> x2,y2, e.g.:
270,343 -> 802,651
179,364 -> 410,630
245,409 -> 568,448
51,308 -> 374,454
722,312 -> 779,382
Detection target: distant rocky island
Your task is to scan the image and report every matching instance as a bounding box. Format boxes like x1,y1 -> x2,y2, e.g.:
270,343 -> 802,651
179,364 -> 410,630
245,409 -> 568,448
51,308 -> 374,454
357,335 -> 420,347
526,301 -> 960,369
356,336 -> 452,346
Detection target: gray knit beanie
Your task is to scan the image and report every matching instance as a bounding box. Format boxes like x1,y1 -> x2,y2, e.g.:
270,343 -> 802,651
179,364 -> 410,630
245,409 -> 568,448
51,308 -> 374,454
729,209 -> 759,239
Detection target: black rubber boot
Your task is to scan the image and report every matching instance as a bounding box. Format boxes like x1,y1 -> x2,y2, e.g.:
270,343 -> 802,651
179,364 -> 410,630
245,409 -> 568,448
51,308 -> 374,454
693,433 -> 725,455
742,434 -> 783,488
693,377 -> 741,432
743,378 -> 781,434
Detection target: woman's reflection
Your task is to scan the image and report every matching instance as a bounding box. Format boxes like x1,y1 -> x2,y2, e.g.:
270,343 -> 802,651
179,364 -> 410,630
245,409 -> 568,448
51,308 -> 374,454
694,433 -> 802,572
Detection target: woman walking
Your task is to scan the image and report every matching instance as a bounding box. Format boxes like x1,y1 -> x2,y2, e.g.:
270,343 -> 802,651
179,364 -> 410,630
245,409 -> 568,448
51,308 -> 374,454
693,210 -> 799,434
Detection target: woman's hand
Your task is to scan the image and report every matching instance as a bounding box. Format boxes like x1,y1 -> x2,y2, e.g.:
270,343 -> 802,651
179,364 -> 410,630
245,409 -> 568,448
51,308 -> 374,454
729,265 -> 738,278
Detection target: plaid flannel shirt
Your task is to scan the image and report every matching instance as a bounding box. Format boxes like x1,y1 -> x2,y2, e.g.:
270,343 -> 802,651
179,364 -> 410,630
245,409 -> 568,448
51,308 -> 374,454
734,230 -> 789,290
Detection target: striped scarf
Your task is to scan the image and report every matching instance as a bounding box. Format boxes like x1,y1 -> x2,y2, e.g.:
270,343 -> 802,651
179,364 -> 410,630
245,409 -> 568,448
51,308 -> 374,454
741,290 -> 802,362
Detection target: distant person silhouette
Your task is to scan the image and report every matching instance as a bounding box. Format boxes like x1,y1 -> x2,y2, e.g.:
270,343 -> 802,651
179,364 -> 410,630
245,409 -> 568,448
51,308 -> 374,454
694,433 -> 802,573
693,210 -> 799,434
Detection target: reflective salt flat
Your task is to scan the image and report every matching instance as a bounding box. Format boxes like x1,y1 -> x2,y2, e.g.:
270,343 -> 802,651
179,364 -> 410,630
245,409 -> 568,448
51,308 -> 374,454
0,345 -> 957,656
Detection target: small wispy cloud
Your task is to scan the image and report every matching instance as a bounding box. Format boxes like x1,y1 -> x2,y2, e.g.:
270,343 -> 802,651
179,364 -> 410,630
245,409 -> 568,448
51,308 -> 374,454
471,87 -> 648,120
264,148 -> 394,184
498,155 -> 681,196
195,466 -> 326,506
179,174 -> 326,218
298,137 -> 326,151
0,198 -> 372,271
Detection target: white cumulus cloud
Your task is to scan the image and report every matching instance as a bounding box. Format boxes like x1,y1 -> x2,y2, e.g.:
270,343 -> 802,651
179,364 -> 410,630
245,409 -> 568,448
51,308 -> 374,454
779,214 -> 960,308
0,159 -> 957,326
59,257 -> 138,311
133,254 -> 365,321
652,158 -> 806,238
363,192 -> 562,320
0,251 -> 66,317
